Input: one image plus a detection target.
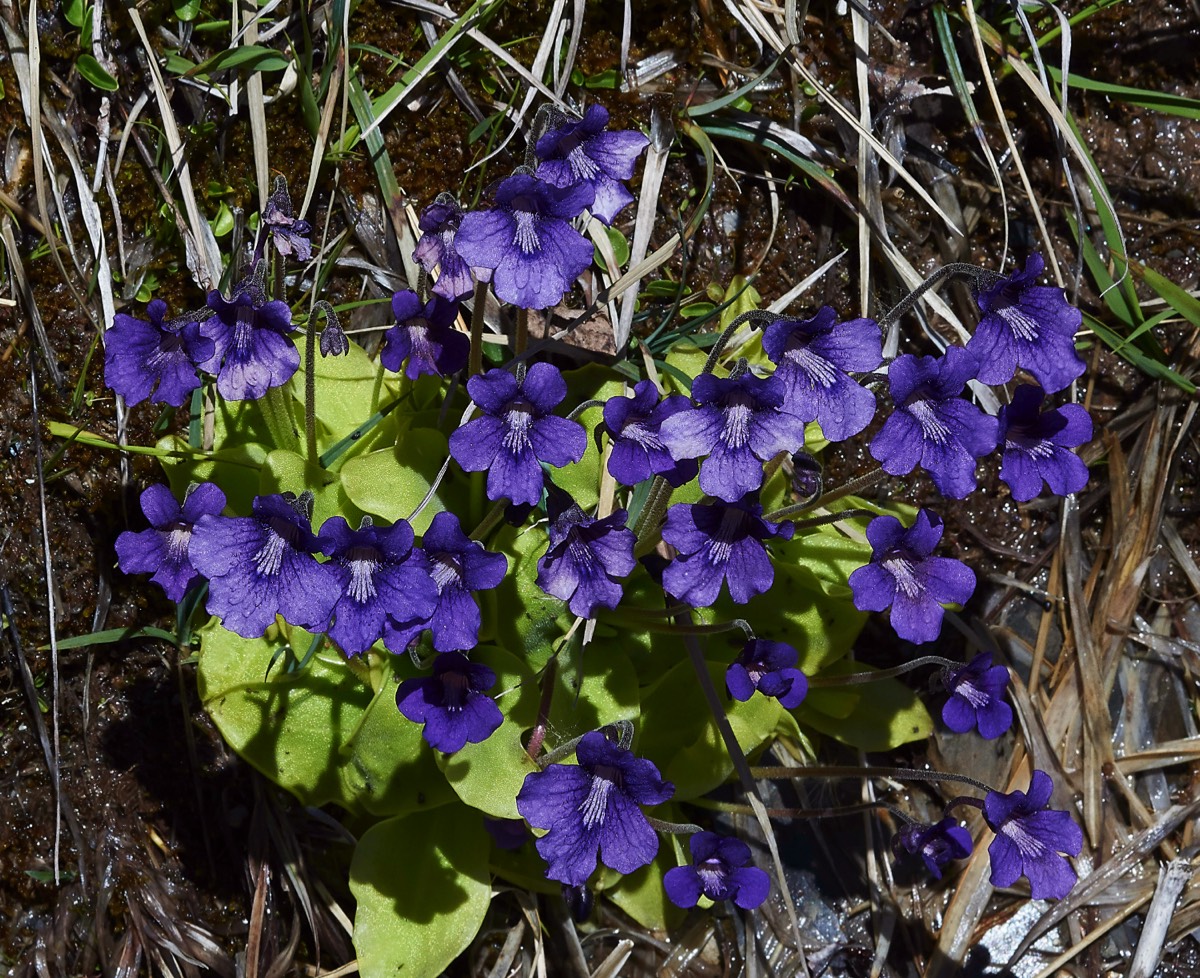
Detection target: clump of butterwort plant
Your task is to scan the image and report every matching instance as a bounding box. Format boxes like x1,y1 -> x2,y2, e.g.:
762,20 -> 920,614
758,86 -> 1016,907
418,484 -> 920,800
104,102 -> 1090,960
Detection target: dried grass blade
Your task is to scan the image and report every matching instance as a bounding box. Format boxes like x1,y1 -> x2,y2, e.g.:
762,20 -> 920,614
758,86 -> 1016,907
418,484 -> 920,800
1,218 -> 63,387
588,938 -> 633,978
1125,858 -> 1195,978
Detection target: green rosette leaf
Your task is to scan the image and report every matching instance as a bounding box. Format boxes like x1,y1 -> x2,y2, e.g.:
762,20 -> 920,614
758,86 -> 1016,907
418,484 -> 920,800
351,805 -> 491,978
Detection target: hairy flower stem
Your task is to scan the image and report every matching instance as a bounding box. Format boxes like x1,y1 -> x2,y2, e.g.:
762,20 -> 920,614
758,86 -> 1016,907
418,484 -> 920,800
784,466 -> 889,517
525,658 -> 558,761
305,311 -> 318,464
468,498 -> 508,542
645,816 -> 704,835
701,309 -> 777,374
878,262 -> 1001,331
807,655 -> 960,687
693,796 -> 915,824
766,508 -> 877,530
632,475 -> 671,549
515,306 -> 530,356
468,280 -> 488,376
610,617 -> 754,639
566,400 -> 605,422
749,764 -> 996,796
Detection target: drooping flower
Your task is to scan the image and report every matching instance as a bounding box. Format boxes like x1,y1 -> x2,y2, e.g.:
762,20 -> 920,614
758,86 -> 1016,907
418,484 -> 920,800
454,173 -> 595,309
661,499 -> 794,607
380,290 -> 468,380
893,818 -> 973,880
413,196 -> 475,300
967,253 -> 1086,393
725,639 -> 808,709
261,182 -> 313,262
761,307 -> 882,442
848,510 -> 975,644
115,482 -> 226,601
535,497 -> 636,618
396,651 -> 503,753
602,380 -> 698,487
197,285 -> 300,402
982,770 -> 1083,900
383,511 -> 508,653
942,652 -> 1013,739
658,373 -> 804,503
869,346 -> 999,498
664,832 -> 771,910
516,731 -> 674,886
188,493 -> 338,638
448,363 -> 586,506
998,385 -> 1092,502
534,104 -> 649,225
317,516 -> 440,656
104,299 -> 214,407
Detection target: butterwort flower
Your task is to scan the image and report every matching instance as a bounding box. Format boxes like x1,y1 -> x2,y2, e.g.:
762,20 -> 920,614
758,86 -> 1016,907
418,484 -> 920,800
983,770 -> 1083,900
869,347 -> 999,498
261,182 -> 313,261
658,373 -> 804,503
967,253 -> 1086,393
317,516 -> 440,656
449,363 -> 586,506
725,639 -> 808,709
115,482 -> 226,601
484,817 -> 528,851
534,104 -> 649,225
942,652 -> 1013,739
535,497 -> 636,618
383,512 -> 508,653
661,499 -> 794,607
104,299 -> 214,407
998,385 -> 1092,501
188,493 -> 338,638
380,290 -> 468,380
198,285 -> 300,402
664,832 -> 771,910
396,651 -> 503,753
893,818 -> 973,880
454,173 -> 595,309
516,731 -> 674,886
602,380 -> 698,487
848,510 -> 975,644
414,196 -> 475,300
761,307 -> 882,441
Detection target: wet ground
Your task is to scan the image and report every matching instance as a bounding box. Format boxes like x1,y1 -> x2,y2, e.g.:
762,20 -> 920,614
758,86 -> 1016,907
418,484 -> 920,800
2,0 -> 1200,974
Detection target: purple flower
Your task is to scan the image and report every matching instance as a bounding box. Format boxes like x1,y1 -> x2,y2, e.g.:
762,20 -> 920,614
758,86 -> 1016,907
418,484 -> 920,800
104,299 -> 214,407
942,653 -> 1013,739
484,817 -> 528,850
317,516 -> 440,656
869,347 -> 999,498
661,499 -> 794,607
454,173 -> 595,309
664,832 -> 770,909
968,253 -> 1086,393
761,307 -> 882,442
535,499 -> 636,618
516,731 -> 674,886
383,512 -> 508,653
848,510 -> 975,644
449,364 -> 586,506
262,185 -> 313,262
380,290 -> 468,380
658,373 -> 804,503
115,482 -> 226,601
197,287 -> 300,402
602,380 -> 698,487
396,651 -> 503,753
534,104 -> 649,225
893,818 -> 973,880
725,639 -> 807,709
998,385 -> 1092,502
983,770 -> 1083,900
188,493 -> 339,638
413,197 -> 475,300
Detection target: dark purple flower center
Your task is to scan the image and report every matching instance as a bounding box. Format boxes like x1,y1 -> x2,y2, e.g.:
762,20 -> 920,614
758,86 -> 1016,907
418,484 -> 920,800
787,346 -> 838,388
503,401 -> 536,451
996,305 -> 1040,341
344,545 -> 382,603
1002,817 -> 1049,858
906,398 -> 951,445
697,857 -> 728,893
720,396 -> 754,449
953,678 -> 989,708
165,523 -> 192,563
881,552 -> 923,598
567,145 -> 600,181
440,669 -> 471,711
579,767 -> 620,829
512,211 -> 542,254
706,508 -> 747,566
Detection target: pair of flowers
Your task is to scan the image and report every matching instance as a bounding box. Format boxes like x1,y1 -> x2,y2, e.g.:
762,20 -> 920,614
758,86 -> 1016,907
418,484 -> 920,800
415,105 -> 649,310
